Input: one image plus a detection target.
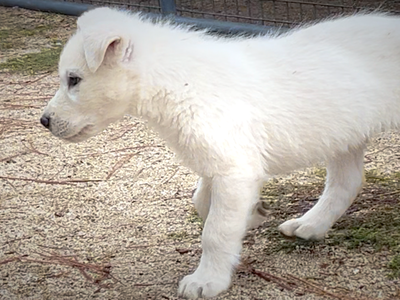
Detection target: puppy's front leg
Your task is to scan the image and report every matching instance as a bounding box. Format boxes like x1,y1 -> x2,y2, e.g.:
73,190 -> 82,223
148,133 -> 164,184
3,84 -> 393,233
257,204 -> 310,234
179,175 -> 261,299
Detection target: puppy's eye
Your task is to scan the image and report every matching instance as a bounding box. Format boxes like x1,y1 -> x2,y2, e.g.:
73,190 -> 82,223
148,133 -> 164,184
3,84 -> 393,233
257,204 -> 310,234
68,76 -> 81,88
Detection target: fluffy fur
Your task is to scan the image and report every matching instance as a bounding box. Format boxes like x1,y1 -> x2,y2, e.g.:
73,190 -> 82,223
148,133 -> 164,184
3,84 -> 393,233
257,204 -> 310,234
41,7 -> 400,298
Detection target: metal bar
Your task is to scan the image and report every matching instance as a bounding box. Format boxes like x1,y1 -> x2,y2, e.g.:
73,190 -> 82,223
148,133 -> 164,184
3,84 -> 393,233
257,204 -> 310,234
0,0 -> 93,15
159,0 -> 176,15
0,0 -> 287,35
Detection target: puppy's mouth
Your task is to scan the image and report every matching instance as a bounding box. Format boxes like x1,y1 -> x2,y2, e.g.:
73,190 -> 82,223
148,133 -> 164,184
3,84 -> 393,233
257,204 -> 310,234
63,124 -> 95,143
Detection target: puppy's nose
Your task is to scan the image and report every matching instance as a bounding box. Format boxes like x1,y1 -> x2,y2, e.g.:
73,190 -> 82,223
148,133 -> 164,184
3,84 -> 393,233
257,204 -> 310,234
40,115 -> 51,129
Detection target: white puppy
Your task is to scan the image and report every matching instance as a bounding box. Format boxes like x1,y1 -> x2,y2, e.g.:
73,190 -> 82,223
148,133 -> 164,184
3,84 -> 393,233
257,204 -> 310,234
41,7 -> 400,298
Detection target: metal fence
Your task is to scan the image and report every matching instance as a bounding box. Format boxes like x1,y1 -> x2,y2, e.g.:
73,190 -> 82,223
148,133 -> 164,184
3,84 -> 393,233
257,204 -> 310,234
63,0 -> 400,27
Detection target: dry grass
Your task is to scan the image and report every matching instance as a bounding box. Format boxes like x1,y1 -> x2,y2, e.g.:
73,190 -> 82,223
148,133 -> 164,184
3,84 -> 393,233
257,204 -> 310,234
1,6 -> 400,300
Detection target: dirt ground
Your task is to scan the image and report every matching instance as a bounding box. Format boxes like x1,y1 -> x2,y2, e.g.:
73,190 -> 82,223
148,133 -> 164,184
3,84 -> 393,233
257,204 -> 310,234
1,5 -> 400,300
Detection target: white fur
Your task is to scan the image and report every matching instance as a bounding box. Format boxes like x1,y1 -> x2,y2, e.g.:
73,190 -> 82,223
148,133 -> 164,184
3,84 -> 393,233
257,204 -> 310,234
41,7 -> 400,298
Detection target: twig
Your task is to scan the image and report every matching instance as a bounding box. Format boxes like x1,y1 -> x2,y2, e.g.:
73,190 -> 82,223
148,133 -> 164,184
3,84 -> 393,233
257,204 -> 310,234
161,167 -> 179,184
366,146 -> 392,157
0,118 -> 35,124
1,72 -> 51,85
37,244 -> 81,251
285,274 -> 371,300
125,241 -> 184,249
3,236 -> 31,245
0,252 -> 119,289
363,189 -> 400,200
379,190 -> 400,196
102,223 -> 137,230
0,176 -> 103,185
0,147 -> 46,163
162,190 -> 193,201
175,248 -> 191,255
133,282 -> 175,287
48,164 -> 67,181
107,122 -> 140,141
3,96 -> 52,102
244,264 -> 371,300
106,153 -> 137,180
0,256 -> 22,265
0,104 -> 43,110
23,140 -> 50,157
3,177 -> 17,192
1,130 -> 41,140
364,146 -> 393,164
126,244 -> 158,249
248,267 -> 296,291
79,145 -> 163,158
45,271 -> 71,278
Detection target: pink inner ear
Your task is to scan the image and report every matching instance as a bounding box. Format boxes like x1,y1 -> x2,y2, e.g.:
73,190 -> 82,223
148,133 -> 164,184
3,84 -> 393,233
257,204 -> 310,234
108,40 -> 120,52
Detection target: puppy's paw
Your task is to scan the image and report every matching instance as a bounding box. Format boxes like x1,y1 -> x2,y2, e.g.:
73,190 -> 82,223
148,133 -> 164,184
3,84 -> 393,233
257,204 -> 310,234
278,218 -> 329,240
178,272 -> 230,299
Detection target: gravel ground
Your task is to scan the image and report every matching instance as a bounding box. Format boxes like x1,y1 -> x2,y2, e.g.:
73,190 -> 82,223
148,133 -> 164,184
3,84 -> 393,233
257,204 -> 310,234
1,6 -> 400,300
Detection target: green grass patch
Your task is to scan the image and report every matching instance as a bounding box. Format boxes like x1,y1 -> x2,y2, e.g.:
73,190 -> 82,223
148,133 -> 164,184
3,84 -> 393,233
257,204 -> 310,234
167,230 -> 189,240
388,254 -> 400,279
186,207 -> 204,228
0,46 -> 62,74
0,24 -> 54,51
259,169 -> 400,278
0,29 -> 12,50
9,24 -> 53,38
330,211 -> 400,251
329,204 -> 400,278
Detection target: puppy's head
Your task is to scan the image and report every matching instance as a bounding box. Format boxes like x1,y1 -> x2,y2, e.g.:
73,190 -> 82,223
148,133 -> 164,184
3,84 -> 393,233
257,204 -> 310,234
41,8 -> 136,142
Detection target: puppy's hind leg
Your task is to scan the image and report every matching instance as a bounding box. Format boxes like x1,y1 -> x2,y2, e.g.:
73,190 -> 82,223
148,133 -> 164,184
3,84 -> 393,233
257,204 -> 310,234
279,144 -> 365,240
247,199 -> 271,229
192,177 -> 211,221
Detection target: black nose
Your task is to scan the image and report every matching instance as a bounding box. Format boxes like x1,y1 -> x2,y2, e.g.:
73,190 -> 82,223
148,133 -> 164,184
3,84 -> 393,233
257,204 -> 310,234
40,116 -> 50,128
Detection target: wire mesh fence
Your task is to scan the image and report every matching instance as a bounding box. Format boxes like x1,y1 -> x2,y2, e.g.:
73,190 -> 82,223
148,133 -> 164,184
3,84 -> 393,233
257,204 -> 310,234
175,0 -> 400,26
66,0 -> 161,13
63,0 -> 400,27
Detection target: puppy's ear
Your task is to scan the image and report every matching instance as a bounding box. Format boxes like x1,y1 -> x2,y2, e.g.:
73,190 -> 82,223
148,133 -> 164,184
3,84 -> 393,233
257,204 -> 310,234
82,33 -> 116,72
79,29 -> 133,73
77,8 -> 134,72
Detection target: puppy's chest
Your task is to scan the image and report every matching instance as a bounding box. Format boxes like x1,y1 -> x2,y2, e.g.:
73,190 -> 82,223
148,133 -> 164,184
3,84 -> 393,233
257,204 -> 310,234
151,122 -> 229,176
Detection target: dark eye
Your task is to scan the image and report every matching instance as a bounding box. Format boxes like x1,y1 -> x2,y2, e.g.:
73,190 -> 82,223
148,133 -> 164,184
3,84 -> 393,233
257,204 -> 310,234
68,76 -> 81,88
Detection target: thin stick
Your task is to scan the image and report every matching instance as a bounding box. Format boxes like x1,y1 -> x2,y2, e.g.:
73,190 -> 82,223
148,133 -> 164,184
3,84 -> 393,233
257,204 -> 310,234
2,96 -> 52,101
245,264 -> 370,300
379,190 -> 400,196
0,256 -> 22,265
106,153 -> 137,180
133,282 -> 175,287
161,167 -> 179,184
248,267 -> 295,291
80,145 -> 163,157
3,236 -> 32,245
0,104 -> 43,109
366,146 -> 392,156
285,274 -> 370,300
0,176 -> 103,185
24,140 -> 50,157
107,122 -> 140,141
1,72 -> 51,85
